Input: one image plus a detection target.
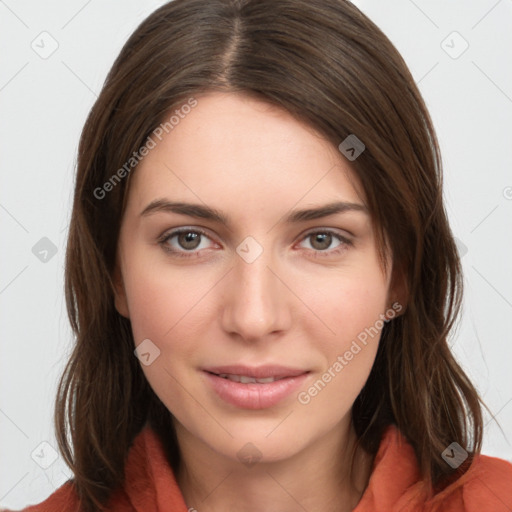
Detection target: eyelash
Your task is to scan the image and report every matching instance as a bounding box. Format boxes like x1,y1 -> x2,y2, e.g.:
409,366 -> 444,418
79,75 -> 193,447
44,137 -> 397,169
157,227 -> 353,259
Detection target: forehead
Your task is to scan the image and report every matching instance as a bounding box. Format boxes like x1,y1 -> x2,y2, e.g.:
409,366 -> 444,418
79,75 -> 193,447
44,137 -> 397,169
127,92 -> 366,219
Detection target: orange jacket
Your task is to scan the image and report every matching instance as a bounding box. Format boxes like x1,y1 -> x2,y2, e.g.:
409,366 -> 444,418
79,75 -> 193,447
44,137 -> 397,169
7,425 -> 512,511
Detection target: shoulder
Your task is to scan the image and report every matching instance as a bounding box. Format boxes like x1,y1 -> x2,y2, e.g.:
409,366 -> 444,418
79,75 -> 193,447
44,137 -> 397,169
416,452 -> 512,512
467,452 -> 512,484
0,425 -> 182,512
355,425 -> 512,512
430,454 -> 512,512
0,481 -> 79,512
1,480 -> 133,512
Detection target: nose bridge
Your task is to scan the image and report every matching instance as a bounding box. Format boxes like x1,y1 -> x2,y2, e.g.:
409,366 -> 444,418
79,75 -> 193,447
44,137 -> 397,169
221,238 -> 289,340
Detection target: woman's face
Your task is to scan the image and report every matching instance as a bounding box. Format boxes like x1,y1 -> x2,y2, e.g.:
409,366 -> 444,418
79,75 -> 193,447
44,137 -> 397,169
115,91 -> 396,465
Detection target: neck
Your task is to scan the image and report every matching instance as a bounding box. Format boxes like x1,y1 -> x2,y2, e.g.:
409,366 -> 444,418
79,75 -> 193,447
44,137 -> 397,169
175,420 -> 373,512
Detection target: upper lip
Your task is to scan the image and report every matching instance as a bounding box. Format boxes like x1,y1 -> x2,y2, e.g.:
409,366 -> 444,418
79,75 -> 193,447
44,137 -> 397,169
203,365 -> 309,379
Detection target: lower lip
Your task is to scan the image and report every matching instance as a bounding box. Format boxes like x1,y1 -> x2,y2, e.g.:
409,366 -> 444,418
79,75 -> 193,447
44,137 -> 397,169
203,371 -> 309,410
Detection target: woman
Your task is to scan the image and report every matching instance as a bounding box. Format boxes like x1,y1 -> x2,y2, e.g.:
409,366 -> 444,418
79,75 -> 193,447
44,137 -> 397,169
10,0 -> 512,511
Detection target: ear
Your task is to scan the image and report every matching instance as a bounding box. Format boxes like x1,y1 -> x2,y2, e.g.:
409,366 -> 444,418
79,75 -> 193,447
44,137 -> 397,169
112,260 -> 130,319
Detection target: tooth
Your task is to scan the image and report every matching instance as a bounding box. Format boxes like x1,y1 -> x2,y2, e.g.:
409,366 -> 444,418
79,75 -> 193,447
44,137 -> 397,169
239,375 -> 257,383
215,373 -> 279,383
256,377 -> 275,383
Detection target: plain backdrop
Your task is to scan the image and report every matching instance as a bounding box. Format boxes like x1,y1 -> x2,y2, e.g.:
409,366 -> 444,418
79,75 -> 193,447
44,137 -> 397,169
1,0 -> 511,508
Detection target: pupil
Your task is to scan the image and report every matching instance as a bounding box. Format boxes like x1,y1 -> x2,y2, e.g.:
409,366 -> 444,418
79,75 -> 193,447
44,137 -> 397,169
179,232 -> 200,249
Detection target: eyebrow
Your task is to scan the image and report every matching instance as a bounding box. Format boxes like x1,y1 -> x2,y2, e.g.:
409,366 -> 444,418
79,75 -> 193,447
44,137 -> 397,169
140,199 -> 368,225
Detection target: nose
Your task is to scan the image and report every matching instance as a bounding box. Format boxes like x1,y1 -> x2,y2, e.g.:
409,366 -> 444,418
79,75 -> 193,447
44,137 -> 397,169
220,245 -> 292,342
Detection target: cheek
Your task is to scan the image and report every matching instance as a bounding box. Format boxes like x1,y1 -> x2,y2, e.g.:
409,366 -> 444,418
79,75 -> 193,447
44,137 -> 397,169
123,262 -> 213,419
296,341 -> 378,435
122,258 -> 221,402
123,260 -> 212,343
296,289 -> 386,427
297,262 -> 388,406
310,260 -> 390,345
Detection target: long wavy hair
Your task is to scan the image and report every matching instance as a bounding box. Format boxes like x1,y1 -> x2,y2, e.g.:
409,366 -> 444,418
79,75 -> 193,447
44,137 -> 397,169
56,0 -> 484,509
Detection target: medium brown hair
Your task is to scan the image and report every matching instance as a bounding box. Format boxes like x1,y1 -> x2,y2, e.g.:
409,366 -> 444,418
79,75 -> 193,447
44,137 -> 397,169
56,0 -> 484,509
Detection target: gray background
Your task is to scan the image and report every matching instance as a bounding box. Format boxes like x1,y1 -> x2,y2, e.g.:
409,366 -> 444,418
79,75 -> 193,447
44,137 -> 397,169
1,0 -> 511,508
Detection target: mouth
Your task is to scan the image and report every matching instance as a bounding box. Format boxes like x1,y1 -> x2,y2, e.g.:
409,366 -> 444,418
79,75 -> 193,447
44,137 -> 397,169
203,364 -> 308,379
202,365 -> 310,409
211,373 -> 286,384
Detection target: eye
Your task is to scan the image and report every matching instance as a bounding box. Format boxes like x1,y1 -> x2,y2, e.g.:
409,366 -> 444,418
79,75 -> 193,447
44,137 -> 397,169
157,227 -> 352,259
297,229 -> 352,257
158,227 -> 217,257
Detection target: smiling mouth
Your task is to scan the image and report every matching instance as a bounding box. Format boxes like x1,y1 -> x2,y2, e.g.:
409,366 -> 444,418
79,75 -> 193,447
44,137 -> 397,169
202,366 -> 311,409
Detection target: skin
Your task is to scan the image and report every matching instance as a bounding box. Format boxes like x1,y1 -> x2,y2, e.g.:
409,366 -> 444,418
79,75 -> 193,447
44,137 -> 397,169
114,92 -> 402,512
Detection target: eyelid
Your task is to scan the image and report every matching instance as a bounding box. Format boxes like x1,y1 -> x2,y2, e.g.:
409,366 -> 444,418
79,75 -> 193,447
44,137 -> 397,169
299,226 -> 353,241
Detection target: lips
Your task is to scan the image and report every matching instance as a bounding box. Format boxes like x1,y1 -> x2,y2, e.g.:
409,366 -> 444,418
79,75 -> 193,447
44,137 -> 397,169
202,365 -> 309,409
